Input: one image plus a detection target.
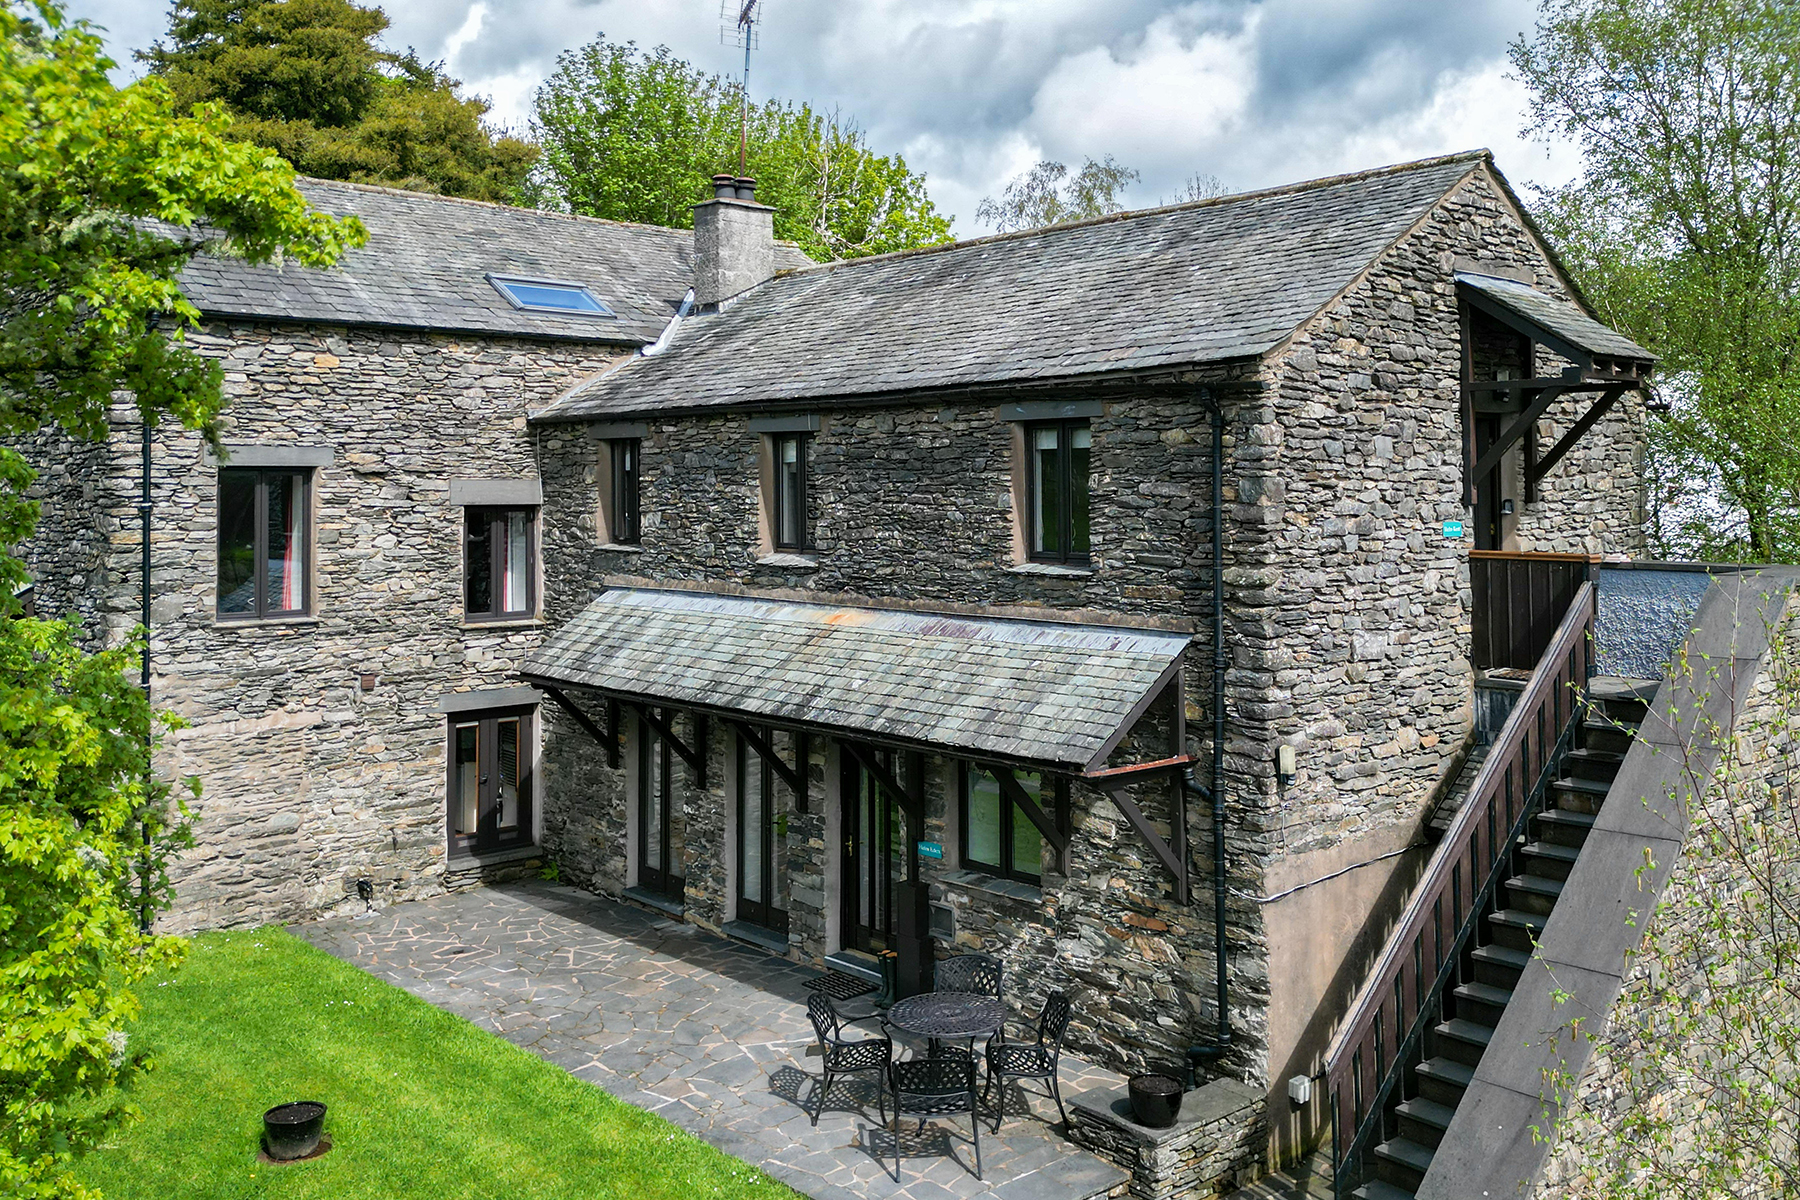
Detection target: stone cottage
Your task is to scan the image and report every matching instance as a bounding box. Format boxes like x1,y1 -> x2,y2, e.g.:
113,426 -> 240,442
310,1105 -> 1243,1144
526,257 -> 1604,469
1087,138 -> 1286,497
18,150 -> 1664,1187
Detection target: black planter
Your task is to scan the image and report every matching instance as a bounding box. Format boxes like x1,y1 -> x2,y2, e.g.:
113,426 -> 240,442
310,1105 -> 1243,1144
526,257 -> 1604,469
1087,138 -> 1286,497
1127,1072 -> 1184,1128
262,1101 -> 327,1161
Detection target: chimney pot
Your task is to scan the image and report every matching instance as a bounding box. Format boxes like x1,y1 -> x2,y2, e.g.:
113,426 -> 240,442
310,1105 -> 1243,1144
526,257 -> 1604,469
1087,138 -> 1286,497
733,176 -> 758,202
711,173 -> 738,200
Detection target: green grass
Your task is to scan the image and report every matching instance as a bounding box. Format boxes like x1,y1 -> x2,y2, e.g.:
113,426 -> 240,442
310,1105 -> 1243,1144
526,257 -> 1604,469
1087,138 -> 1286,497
77,928 -> 800,1200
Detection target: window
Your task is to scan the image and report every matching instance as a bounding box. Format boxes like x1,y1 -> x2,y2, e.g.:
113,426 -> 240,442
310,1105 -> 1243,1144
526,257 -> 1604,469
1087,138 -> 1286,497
961,764 -> 1049,884
771,433 -> 810,551
609,439 -> 641,545
637,711 -> 683,898
736,729 -> 791,933
217,468 -> 310,619
448,709 -> 533,855
1026,420 -> 1092,563
487,274 -> 614,317
464,506 -> 536,620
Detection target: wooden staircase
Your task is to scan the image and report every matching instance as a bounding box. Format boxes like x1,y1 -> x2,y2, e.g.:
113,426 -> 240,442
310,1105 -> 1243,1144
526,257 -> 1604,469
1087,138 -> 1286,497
1352,686 -> 1646,1199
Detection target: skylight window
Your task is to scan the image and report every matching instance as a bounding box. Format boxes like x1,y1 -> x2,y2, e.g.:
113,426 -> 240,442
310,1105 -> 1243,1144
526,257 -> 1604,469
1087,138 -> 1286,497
487,274 -> 615,317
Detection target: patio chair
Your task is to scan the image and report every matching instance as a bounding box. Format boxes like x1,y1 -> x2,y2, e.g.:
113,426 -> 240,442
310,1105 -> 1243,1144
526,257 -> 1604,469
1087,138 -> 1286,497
934,952 -> 1002,1000
806,992 -> 891,1126
984,990 -> 1072,1130
888,1055 -> 982,1182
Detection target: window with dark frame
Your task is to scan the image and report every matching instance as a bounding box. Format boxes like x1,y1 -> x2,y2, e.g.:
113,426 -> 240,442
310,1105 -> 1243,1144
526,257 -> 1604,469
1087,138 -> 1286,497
771,432 -> 809,551
637,711 -> 683,899
609,439 -> 641,545
960,764 -> 1048,884
1026,419 -> 1092,563
217,467 -> 310,619
736,728 -> 790,934
464,506 -> 537,621
448,708 -> 533,856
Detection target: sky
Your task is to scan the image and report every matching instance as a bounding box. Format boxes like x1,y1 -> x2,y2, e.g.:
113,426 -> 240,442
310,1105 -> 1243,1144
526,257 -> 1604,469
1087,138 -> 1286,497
72,0 -> 1583,236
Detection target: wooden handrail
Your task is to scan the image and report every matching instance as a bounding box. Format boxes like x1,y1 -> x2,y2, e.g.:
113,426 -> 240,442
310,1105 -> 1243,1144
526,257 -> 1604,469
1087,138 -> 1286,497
1324,581 -> 1595,1168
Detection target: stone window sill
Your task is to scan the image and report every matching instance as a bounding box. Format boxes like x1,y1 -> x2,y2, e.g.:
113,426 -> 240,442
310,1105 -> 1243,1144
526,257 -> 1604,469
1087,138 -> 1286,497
942,869 -> 1043,904
597,542 -> 644,554
460,617 -> 547,631
756,552 -> 819,571
212,615 -> 322,631
1007,561 -> 1095,578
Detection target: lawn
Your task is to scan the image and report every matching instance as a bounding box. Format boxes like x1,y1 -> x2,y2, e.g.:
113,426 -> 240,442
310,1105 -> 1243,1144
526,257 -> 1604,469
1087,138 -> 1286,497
77,927 -> 801,1200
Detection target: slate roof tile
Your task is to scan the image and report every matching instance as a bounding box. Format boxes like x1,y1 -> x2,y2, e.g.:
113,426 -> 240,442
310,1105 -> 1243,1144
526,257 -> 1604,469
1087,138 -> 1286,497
1456,272 -> 1655,362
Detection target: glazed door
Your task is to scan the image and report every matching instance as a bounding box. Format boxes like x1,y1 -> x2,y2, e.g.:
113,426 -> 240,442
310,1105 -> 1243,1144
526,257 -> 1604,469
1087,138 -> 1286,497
1472,414 -> 1505,551
737,730 -> 789,933
638,711 -> 683,898
449,710 -> 532,855
841,746 -> 901,953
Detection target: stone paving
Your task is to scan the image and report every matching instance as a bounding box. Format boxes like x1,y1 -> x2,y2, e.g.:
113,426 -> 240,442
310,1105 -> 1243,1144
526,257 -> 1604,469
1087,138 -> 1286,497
295,882 -> 1129,1200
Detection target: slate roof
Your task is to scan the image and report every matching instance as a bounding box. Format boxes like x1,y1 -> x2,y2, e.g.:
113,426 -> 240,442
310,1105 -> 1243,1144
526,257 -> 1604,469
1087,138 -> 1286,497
1455,272 -> 1656,363
538,151 -> 1496,420
177,178 -> 813,345
522,588 -> 1191,770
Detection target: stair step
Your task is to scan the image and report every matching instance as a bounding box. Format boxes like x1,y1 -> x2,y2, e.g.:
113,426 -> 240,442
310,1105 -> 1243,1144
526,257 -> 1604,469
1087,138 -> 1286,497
1415,1056 -> 1475,1106
1452,979 -> 1514,1025
1373,1136 -> 1436,1191
1395,1095 -> 1457,1148
1505,872 -> 1565,916
1433,1016 -> 1495,1066
1521,839 -> 1581,881
1535,807 -> 1597,849
1582,718 -> 1636,756
1489,906 -> 1549,952
1549,775 -> 1611,814
1472,943 -> 1532,988
1352,1183 -> 1417,1200
1562,747 -> 1626,783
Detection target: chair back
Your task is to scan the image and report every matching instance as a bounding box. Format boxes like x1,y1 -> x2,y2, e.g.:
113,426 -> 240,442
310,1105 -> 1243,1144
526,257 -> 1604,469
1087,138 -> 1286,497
891,1056 -> 977,1114
806,992 -> 840,1044
1039,991 -> 1073,1052
935,953 -> 1002,999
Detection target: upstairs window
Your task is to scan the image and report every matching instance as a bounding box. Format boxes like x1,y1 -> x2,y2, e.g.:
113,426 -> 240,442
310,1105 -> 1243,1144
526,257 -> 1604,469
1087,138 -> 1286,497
1026,420 -> 1091,564
217,468 -> 310,619
961,764 -> 1047,884
609,439 -> 641,545
465,506 -> 536,621
487,274 -> 614,317
771,433 -> 810,552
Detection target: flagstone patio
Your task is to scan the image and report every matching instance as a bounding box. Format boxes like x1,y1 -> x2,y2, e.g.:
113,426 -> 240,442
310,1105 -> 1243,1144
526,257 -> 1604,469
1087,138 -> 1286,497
295,882 -> 1130,1200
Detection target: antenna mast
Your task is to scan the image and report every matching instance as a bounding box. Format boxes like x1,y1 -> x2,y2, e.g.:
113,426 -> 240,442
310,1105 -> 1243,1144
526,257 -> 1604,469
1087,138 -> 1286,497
722,0 -> 763,176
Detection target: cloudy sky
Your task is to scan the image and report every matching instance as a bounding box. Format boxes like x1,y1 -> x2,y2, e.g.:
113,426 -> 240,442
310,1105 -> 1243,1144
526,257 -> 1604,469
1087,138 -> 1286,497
73,0 -> 1580,236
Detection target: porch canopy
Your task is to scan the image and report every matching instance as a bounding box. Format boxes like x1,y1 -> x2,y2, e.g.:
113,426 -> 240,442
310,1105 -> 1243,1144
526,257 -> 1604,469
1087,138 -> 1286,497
521,586 -> 1191,774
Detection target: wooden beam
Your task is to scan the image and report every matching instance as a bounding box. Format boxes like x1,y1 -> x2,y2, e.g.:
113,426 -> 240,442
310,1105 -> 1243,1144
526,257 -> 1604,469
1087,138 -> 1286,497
1468,385 -> 1569,486
1082,754 -> 1196,782
727,719 -> 806,805
540,685 -> 618,768
844,741 -> 923,832
1091,780 -> 1189,904
993,767 -> 1069,874
633,703 -> 705,785
1527,385 -> 1631,486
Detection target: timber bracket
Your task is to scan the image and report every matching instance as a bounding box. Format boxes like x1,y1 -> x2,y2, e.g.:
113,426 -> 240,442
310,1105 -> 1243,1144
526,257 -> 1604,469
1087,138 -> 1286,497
1082,755 -> 1195,904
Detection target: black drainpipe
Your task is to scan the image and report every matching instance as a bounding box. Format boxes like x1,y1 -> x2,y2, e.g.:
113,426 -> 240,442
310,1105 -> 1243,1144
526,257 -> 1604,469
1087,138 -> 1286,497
1185,395 -> 1230,1079
137,408 -> 154,932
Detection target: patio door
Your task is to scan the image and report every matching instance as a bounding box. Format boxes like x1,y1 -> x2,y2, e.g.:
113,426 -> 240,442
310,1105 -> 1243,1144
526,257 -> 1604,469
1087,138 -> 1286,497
737,729 -> 789,934
841,745 -> 901,953
448,709 -> 533,855
1471,413 -> 1506,550
638,710 -> 683,898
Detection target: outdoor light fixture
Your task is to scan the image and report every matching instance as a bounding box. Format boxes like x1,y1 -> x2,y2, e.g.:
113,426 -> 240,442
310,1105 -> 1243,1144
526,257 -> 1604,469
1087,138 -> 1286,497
1276,744 -> 1297,783
1287,1075 -> 1314,1107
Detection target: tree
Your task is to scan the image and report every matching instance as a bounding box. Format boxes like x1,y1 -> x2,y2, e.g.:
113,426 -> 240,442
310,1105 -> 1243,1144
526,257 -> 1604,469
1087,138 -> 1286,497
529,36 -> 953,261
974,155 -> 1141,233
1512,0 -> 1800,563
138,0 -> 536,203
1163,172 -> 1229,205
0,3 -> 362,1194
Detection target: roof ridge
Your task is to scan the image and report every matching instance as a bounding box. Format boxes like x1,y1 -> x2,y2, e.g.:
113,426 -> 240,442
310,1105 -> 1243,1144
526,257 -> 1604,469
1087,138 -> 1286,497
782,148 -> 1495,280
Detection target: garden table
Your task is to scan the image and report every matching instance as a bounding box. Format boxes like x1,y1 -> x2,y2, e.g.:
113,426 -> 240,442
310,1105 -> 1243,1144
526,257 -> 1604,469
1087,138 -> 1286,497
885,991 -> 1005,1044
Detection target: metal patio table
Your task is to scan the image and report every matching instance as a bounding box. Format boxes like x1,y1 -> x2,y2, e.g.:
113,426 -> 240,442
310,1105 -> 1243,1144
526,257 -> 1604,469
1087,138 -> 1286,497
884,991 -> 1006,1063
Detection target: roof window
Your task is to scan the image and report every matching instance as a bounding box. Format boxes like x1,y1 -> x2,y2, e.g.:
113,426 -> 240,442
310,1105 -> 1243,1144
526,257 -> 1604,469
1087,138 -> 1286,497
487,274 -> 615,317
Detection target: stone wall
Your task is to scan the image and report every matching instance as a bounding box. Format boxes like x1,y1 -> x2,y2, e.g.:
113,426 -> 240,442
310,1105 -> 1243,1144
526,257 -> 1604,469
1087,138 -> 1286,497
15,320 -> 626,930
1069,1077 -> 1267,1200
16,426 -> 113,629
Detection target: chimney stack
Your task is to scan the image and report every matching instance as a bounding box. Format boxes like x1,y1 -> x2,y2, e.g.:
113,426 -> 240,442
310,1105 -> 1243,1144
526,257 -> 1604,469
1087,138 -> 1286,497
693,175 -> 776,308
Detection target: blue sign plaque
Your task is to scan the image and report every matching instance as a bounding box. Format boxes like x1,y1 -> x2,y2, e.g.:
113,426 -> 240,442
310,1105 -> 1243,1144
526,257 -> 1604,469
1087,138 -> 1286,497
1442,520 -> 1465,539
917,841 -> 944,860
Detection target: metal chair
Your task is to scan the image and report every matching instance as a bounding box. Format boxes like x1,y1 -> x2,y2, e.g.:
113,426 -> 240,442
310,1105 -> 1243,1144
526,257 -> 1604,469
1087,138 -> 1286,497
934,952 -> 1003,1000
806,992 -> 891,1126
888,1055 -> 983,1182
984,990 -> 1072,1130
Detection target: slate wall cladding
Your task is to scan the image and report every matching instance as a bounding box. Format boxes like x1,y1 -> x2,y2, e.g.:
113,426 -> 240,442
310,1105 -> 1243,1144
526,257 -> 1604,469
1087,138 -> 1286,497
16,321 -> 626,930
17,427 -> 111,628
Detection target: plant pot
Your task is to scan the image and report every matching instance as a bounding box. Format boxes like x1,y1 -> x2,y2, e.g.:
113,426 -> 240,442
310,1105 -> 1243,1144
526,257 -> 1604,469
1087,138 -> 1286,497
1127,1072 -> 1184,1128
263,1101 -> 327,1161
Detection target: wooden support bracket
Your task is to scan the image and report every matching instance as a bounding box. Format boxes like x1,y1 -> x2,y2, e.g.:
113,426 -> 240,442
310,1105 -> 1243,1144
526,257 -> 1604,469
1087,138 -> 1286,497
727,719 -> 807,811
844,742 -> 924,832
1468,384 -> 1569,486
1090,779 -> 1190,904
540,685 -> 618,768
632,703 -> 705,785
993,767 -> 1070,875
1527,384 -> 1630,487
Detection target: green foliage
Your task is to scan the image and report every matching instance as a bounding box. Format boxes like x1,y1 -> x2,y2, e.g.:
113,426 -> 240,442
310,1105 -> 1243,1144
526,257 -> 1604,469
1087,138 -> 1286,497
139,0 -> 538,202
974,155 -> 1141,233
529,37 -> 953,261
0,3 -> 360,1193
1513,0 -> 1800,562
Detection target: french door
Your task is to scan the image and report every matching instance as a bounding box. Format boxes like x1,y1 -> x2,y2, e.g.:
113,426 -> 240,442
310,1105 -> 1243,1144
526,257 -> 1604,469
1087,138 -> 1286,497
448,709 -> 533,854
638,710 -> 683,898
1472,414 -> 1506,550
841,746 -> 901,953
737,729 -> 789,934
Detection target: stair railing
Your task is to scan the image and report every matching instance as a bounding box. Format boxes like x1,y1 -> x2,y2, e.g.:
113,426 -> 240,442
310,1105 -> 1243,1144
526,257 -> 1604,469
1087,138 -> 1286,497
1324,581 -> 1596,1197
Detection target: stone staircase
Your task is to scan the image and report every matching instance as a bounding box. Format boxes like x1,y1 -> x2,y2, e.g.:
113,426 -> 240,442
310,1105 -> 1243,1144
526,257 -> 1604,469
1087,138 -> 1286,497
1353,683 -> 1648,1200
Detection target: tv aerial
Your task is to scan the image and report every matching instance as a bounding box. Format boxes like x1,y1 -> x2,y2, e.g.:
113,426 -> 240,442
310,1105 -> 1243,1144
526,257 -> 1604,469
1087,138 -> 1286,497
721,0 -> 765,176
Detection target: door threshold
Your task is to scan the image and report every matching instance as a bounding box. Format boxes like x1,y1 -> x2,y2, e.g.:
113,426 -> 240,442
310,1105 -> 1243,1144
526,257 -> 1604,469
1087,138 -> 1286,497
622,886 -> 685,919
824,949 -> 883,985
723,920 -> 790,956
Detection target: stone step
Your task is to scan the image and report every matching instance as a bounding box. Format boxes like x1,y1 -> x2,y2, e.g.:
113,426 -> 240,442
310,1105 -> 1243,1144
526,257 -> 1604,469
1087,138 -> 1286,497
1395,1095 -> 1457,1150
1432,1017 -> 1495,1067
1414,1056 -> 1474,1107
1581,718 -> 1636,757
1520,839 -> 1581,882
1352,1182 -> 1417,1200
1548,775 -> 1611,815
1452,979 -> 1514,1027
1373,1136 -> 1435,1193
1504,872 -> 1565,917
1562,747 -> 1626,784
1534,807 -> 1597,849
1472,943 -> 1532,989
1489,907 -> 1548,952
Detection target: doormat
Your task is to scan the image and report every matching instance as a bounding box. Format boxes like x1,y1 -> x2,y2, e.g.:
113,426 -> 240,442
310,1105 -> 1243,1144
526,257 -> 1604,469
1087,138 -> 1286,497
804,971 -> 876,1001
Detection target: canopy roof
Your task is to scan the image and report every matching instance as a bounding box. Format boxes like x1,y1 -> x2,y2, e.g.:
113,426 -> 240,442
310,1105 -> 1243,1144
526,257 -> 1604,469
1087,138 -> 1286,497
1456,272 -> 1655,367
522,588 -> 1191,771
